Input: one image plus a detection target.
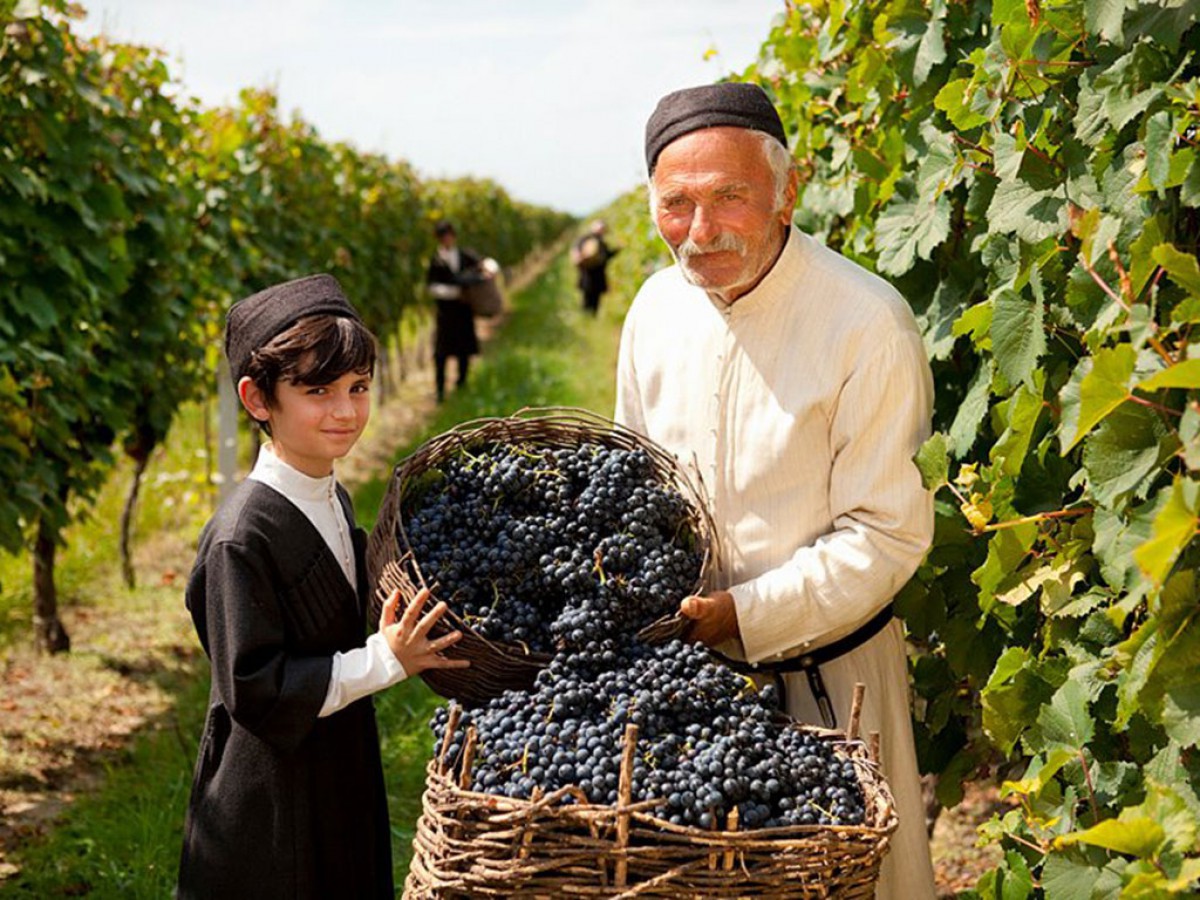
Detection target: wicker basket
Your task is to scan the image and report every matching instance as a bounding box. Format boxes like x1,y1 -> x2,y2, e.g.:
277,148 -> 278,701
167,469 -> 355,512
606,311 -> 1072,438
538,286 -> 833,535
365,407 -> 716,708
403,687 -> 897,898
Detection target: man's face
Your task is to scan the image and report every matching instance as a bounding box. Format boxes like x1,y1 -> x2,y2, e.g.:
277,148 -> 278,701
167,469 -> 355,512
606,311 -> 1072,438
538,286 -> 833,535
651,127 -> 796,302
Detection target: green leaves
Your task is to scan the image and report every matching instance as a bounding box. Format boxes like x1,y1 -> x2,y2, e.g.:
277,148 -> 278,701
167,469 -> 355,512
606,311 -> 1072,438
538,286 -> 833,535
1059,816 -> 1164,859
1133,476 -> 1200,584
1058,345 -> 1136,452
914,432 -> 950,490
987,176 -> 1068,245
991,288 -> 1046,386
745,1 -> 1200,892
874,190 -> 951,276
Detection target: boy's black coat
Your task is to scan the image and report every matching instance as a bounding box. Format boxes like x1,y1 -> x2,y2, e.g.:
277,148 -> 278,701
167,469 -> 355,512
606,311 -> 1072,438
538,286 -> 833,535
178,481 -> 392,899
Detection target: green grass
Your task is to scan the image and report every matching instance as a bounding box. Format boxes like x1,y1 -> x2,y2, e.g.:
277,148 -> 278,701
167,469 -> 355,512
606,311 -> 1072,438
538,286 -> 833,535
1,246 -> 631,896
2,671 -> 210,899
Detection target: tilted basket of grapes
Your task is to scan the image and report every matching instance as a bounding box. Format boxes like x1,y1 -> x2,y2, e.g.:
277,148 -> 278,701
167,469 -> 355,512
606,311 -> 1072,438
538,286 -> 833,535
366,406 -> 716,707
405,673 -> 897,899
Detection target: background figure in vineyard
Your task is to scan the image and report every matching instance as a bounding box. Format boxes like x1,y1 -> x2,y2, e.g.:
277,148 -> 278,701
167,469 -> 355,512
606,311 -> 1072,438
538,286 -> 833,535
570,218 -> 619,315
426,220 -> 481,402
614,83 -> 936,899
178,274 -> 467,898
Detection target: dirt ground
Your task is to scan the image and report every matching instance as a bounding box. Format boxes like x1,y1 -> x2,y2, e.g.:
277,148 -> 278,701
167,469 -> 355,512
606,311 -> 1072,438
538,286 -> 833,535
0,256 -> 1004,892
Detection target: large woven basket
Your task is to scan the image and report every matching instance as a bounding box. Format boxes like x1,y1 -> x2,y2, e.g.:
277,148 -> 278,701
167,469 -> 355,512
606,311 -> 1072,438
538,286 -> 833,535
403,688 -> 897,898
366,407 -> 716,708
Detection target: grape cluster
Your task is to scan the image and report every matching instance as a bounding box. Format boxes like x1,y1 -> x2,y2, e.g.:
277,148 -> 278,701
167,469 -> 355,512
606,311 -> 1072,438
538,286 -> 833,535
431,638 -> 867,831
403,442 -> 701,652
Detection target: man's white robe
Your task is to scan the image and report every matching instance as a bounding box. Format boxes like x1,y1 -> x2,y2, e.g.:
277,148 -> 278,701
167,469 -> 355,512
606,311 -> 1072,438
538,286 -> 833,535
615,226 -> 937,899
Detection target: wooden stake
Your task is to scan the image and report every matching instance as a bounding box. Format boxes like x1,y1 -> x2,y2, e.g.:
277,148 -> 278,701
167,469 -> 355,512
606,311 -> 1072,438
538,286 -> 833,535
437,703 -> 462,775
723,806 -> 739,871
615,723 -> 639,889
519,786 -> 543,861
459,725 -> 478,790
847,682 -> 866,741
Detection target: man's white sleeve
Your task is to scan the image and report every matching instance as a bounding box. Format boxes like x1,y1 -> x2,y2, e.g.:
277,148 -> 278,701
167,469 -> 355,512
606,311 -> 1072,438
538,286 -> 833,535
730,329 -> 935,663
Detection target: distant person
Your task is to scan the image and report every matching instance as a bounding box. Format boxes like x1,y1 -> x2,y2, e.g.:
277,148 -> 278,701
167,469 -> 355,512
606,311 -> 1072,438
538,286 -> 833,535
177,274 -> 467,898
426,220 -> 483,402
571,219 -> 619,316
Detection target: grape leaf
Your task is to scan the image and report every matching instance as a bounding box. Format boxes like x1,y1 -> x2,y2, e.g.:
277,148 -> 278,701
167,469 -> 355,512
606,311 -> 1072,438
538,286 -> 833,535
991,287 -> 1046,386
1136,358 -> 1200,391
914,432 -> 950,490
1083,403 -> 1177,507
1058,815 -> 1164,859
1058,345 -> 1136,452
987,175 -> 1067,244
1133,476 -> 1200,584
1037,679 -> 1094,750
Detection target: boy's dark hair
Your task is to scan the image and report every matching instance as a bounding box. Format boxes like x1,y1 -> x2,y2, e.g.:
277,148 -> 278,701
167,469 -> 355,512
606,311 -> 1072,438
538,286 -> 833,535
243,314 -> 377,434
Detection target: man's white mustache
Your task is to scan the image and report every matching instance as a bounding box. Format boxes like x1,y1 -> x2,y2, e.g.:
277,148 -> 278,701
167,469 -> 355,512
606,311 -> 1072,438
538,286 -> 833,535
676,233 -> 746,258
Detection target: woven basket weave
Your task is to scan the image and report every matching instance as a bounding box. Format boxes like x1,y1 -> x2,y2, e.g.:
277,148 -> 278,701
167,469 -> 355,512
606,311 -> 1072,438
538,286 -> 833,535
365,407 -> 716,708
403,690 -> 896,898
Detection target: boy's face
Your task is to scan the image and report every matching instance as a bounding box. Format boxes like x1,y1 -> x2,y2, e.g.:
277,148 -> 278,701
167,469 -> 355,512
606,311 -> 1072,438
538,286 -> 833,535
241,369 -> 371,477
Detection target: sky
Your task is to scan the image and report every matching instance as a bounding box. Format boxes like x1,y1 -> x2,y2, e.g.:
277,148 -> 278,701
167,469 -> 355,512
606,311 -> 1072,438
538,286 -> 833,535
76,1 -> 787,216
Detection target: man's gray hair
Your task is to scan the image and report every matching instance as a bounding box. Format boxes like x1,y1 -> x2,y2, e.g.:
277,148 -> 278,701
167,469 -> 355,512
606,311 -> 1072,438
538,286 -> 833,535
647,128 -> 794,215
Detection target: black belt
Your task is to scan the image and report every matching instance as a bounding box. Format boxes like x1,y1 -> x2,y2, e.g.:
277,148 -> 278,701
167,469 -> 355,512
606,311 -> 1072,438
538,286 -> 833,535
717,603 -> 895,729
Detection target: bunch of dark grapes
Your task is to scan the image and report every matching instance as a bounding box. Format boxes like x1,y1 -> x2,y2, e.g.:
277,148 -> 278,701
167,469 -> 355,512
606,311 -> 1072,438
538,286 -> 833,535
403,442 -> 701,652
430,639 -> 867,831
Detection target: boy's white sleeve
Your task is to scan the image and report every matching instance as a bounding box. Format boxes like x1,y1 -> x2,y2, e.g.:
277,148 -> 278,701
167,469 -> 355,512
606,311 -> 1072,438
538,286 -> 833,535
318,632 -> 408,717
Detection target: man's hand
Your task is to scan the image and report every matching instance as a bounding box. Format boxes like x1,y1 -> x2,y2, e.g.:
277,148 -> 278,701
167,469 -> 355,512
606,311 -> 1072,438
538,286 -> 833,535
679,590 -> 739,646
379,587 -> 470,676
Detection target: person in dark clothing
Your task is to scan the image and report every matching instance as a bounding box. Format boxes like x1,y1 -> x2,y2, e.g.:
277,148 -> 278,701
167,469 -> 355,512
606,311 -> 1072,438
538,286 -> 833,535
426,220 -> 482,401
571,219 -> 619,315
177,273 -> 468,899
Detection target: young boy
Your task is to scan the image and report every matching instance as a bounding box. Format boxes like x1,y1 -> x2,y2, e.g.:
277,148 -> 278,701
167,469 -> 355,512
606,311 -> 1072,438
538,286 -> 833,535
177,274 -> 467,898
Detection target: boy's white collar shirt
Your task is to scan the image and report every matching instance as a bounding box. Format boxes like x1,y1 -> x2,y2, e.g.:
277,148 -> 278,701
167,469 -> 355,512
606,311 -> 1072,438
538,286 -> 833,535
248,444 -> 356,587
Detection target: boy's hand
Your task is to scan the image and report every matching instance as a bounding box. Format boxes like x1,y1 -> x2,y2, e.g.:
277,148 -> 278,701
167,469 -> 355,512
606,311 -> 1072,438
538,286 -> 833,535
379,587 -> 470,676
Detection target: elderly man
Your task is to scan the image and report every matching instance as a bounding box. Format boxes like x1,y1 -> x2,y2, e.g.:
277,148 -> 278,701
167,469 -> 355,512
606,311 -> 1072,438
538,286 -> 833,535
614,82 -> 936,898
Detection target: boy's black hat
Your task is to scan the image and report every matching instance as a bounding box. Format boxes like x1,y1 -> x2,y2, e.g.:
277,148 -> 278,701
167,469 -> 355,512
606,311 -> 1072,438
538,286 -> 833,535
644,82 -> 786,174
225,273 -> 361,385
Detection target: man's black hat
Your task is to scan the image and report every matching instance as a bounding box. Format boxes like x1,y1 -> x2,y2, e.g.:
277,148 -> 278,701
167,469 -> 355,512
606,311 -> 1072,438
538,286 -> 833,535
644,82 -> 787,174
225,273 -> 361,385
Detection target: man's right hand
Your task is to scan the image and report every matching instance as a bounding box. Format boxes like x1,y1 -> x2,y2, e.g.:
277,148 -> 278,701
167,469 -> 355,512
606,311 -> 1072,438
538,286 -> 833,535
679,590 -> 739,646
